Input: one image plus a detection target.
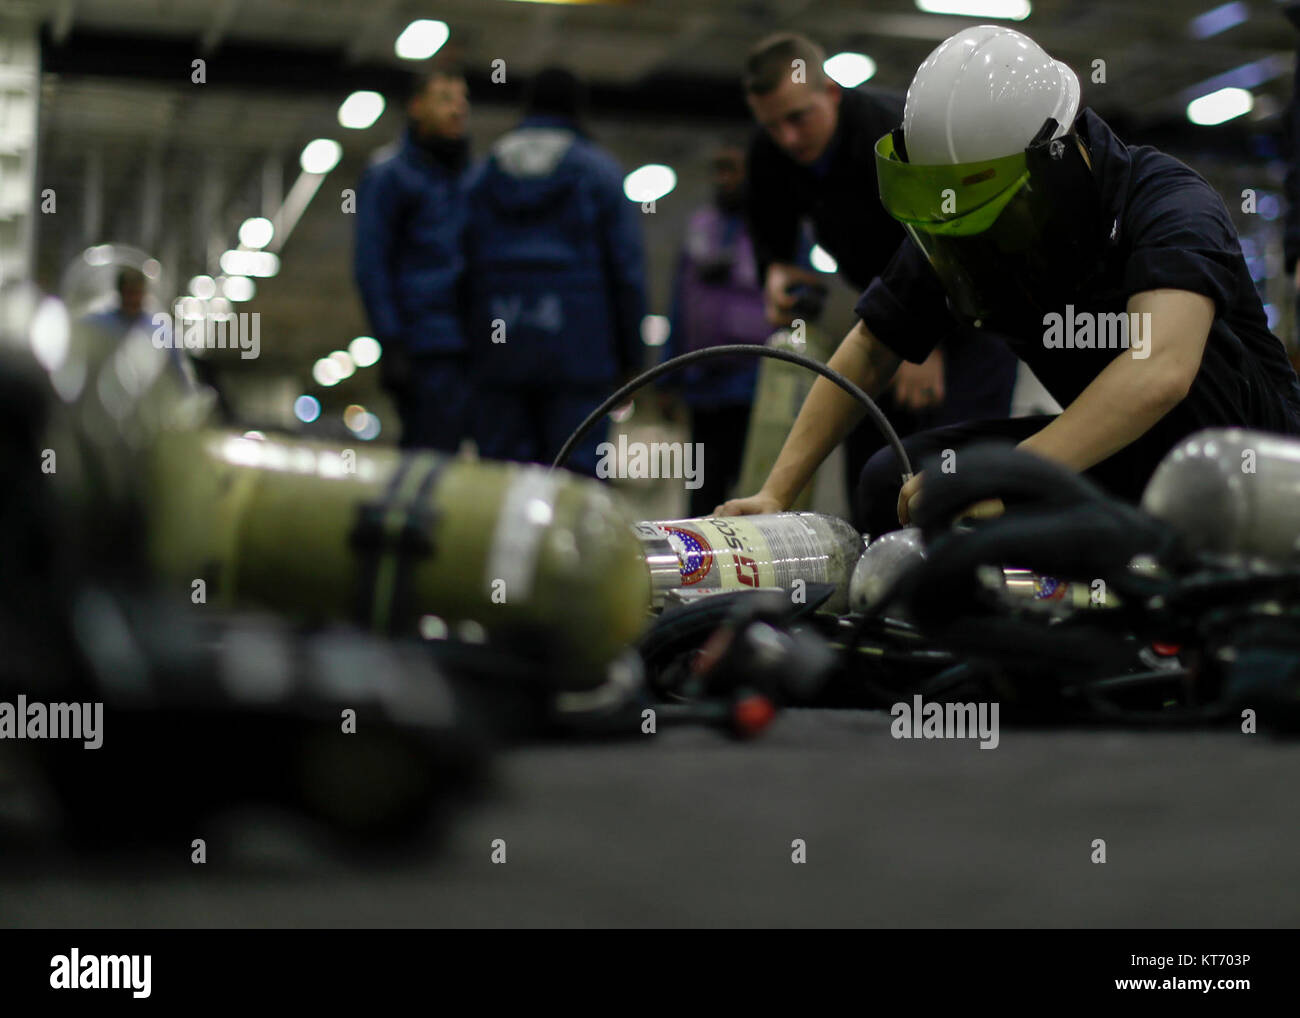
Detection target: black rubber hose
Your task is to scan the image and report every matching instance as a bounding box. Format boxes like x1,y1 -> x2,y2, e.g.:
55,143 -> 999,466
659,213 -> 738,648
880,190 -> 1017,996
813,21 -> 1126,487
549,343 -> 913,482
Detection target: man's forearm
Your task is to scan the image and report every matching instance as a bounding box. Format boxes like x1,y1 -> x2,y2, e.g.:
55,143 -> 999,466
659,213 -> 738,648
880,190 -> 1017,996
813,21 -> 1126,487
1018,353 -> 1187,471
1019,289 -> 1209,472
762,320 -> 901,505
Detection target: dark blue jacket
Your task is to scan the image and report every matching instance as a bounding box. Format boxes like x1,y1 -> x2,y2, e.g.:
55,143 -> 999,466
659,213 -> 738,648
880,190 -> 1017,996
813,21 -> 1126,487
464,114 -> 646,385
354,128 -> 468,355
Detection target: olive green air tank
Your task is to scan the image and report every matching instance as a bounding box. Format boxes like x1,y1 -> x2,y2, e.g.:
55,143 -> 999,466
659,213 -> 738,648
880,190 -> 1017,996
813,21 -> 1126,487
4,262 -> 650,691
145,432 -> 651,686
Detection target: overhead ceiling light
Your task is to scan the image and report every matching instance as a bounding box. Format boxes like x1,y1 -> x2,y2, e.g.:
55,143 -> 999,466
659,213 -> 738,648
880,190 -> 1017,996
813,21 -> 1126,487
623,164 -> 676,203
220,251 -> 249,276
177,296 -> 205,321
339,90 -> 386,130
810,245 -> 838,274
343,404 -> 369,432
914,0 -> 1032,20
221,250 -> 280,278
238,217 -> 274,249
29,297 -> 70,372
1188,2 -> 1249,39
640,315 -> 670,347
353,412 -> 381,441
824,52 -> 877,88
328,350 -> 356,380
294,394 -> 322,423
1187,86 -> 1253,126
348,335 -> 382,367
222,276 -> 255,302
249,252 -> 280,278
188,275 -> 216,300
395,19 -> 450,60
1182,55 -> 1291,101
300,138 -> 342,175
312,358 -> 342,386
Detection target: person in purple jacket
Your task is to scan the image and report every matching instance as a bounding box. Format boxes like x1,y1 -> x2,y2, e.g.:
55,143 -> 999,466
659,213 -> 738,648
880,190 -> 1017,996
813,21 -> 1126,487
664,146 -> 772,516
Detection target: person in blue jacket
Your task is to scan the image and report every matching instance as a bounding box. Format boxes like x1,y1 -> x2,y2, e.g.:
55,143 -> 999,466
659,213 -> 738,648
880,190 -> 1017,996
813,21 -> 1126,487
82,266 -> 194,385
464,67 -> 647,476
354,64 -> 472,451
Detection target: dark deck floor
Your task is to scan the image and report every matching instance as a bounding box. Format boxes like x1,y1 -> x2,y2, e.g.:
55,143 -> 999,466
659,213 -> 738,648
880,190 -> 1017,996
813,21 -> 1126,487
2,709 -> 1297,928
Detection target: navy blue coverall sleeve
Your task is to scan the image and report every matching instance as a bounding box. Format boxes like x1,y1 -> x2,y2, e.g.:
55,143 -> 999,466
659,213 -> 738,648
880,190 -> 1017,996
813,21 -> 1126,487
853,239 -> 961,363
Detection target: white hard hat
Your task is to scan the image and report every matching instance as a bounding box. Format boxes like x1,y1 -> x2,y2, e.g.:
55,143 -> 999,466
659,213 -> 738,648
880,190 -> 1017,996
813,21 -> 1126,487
902,25 -> 1080,165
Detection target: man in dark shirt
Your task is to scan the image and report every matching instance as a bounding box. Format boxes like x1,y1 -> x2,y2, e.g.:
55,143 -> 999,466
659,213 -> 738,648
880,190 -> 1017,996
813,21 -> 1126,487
740,33 -> 1018,525
720,25 -> 1300,536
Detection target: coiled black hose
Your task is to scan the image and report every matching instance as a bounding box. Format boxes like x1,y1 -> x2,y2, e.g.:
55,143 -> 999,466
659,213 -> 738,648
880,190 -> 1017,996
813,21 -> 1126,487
550,343 -> 913,482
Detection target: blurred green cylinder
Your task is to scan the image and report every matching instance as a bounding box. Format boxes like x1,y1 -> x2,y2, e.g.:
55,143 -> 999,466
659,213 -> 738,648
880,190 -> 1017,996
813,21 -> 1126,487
146,431 -> 651,687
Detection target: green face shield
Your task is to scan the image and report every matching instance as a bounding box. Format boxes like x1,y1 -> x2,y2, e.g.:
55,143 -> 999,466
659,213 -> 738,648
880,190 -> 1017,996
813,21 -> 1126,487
875,126 -> 1103,323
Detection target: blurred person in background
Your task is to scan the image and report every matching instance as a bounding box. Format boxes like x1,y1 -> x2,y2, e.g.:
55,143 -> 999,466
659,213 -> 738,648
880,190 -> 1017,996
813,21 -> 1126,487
741,33 -> 1018,527
82,265 -> 193,382
464,67 -> 646,476
663,145 -> 770,516
83,266 -> 149,332
354,63 -> 472,451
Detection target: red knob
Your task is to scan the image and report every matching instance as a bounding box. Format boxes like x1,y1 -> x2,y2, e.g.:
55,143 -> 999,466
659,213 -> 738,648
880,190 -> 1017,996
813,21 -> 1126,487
732,693 -> 777,737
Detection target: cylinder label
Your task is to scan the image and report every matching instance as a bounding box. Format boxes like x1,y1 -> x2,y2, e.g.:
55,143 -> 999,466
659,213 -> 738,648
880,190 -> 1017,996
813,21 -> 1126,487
637,516 -> 830,593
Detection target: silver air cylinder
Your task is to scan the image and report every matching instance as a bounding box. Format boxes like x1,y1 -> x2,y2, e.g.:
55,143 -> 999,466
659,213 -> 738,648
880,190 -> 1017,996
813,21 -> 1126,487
848,528 -> 1122,615
849,527 -> 926,614
1140,428 -> 1300,561
634,512 -> 864,614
